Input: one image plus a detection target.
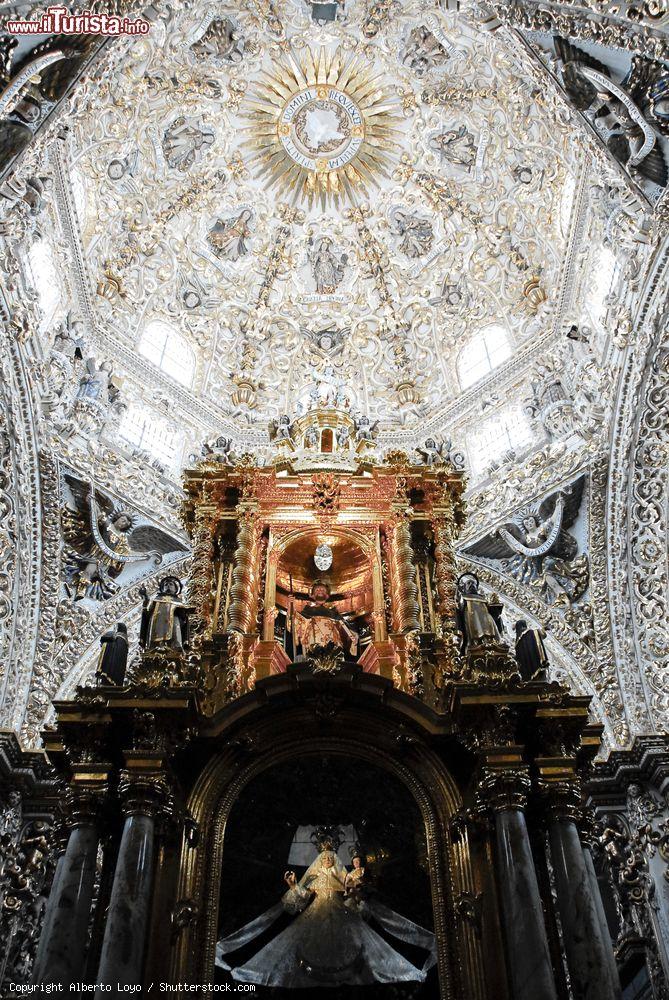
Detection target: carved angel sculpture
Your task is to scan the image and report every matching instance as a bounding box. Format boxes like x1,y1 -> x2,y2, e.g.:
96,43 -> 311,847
391,210 -> 434,259
354,414 -> 378,442
554,37 -> 668,188
190,18 -> 244,63
269,415 -> 293,442
207,210 -> 252,262
201,435 -> 235,465
61,474 -> 189,602
463,479 -> 589,607
416,438 -> 465,469
402,26 -> 450,76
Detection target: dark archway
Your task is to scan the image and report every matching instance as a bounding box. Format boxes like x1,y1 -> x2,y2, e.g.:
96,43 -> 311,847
171,682 -> 488,1000
216,753 -> 436,998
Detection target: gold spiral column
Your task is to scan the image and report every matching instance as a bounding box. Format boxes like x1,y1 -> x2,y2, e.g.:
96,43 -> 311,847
391,507 -> 421,633
430,487 -> 464,680
227,506 -> 259,634
188,503 -> 216,642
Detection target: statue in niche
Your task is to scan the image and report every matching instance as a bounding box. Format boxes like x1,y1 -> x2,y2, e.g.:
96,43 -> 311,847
456,573 -> 506,651
304,426 -> 318,449
307,236 -> 348,294
191,18 -> 244,63
217,840 -> 435,986
62,474 -> 188,603
96,622 -> 129,685
554,37 -> 668,189
430,125 -> 476,170
207,210 -> 252,262
291,581 -> 359,659
402,25 -> 451,76
162,116 -> 215,172
336,424 -> 350,448
390,210 -> 434,259
514,620 -> 549,681
463,479 -> 589,607
139,576 -> 192,651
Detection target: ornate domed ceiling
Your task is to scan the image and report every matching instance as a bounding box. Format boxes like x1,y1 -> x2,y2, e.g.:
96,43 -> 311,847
67,1 -> 581,436
1,0 -> 667,752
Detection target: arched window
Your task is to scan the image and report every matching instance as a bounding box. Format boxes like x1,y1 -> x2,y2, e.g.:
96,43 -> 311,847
587,245 -> 617,321
138,321 -> 195,387
118,404 -> 180,468
457,325 -> 512,390
559,172 -> 576,236
27,239 -> 61,329
468,406 -> 533,476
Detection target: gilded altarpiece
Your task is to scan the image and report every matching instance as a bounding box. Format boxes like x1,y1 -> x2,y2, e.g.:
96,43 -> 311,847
182,457 -> 465,713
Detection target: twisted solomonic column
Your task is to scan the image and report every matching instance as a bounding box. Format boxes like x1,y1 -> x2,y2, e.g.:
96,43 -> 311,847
432,515 -> 458,629
391,510 -> 421,633
227,508 -> 258,634
187,505 -> 216,641
430,492 -> 465,678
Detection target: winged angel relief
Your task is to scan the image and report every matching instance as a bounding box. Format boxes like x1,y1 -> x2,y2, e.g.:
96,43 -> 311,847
61,474 -> 188,602
464,480 -> 589,607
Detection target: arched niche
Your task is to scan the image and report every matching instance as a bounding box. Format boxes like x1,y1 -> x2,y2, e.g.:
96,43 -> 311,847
321,427 -> 334,452
217,754 -> 436,991
169,699 -> 492,1000
263,526 -> 387,644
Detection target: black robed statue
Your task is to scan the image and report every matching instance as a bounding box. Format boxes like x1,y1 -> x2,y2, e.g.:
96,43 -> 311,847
514,620 -> 550,681
96,622 -> 129,685
139,576 -> 192,651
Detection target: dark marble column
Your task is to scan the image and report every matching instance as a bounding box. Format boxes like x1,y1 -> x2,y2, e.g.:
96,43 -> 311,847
583,843 -> 620,988
495,809 -> 559,1000
31,799 -> 100,986
550,817 -> 622,1000
30,841 -> 66,983
482,765 -> 558,1000
94,775 -> 167,992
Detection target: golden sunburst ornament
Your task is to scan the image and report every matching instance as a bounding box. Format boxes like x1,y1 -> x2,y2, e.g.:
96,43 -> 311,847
243,45 -> 405,207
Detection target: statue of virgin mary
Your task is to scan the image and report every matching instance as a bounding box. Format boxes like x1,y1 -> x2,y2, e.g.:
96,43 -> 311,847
216,848 -> 436,988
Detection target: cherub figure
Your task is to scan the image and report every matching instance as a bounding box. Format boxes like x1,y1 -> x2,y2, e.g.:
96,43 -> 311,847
354,414 -> 378,442
269,414 -> 293,442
